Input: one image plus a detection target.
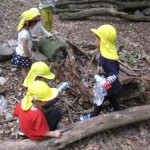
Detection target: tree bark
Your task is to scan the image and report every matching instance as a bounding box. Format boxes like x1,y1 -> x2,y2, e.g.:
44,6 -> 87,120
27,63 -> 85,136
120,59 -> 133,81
59,8 -> 150,21
56,0 -> 150,11
1,105 -> 150,150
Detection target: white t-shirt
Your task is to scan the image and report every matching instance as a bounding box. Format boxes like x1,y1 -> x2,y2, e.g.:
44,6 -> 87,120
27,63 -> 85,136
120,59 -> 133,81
30,22 -> 52,41
16,29 -> 32,57
39,0 -> 57,9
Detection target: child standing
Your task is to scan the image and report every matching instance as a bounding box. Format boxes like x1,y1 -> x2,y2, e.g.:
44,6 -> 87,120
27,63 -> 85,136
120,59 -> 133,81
29,8 -> 55,61
80,24 -> 122,120
13,80 -> 62,140
12,10 -> 38,78
39,0 -> 58,31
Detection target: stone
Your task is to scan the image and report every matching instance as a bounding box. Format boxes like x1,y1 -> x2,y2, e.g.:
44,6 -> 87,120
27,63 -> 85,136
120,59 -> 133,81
7,39 -> 18,47
0,77 -> 7,85
0,45 -> 13,62
134,10 -> 145,16
0,85 -> 7,95
0,68 -> 3,75
31,51 -> 48,61
142,8 -> 150,16
11,68 -> 18,72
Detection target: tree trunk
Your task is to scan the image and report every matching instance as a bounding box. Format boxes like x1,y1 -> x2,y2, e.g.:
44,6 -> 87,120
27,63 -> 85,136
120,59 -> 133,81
1,105 -> 150,150
59,8 -> 150,21
56,0 -> 150,11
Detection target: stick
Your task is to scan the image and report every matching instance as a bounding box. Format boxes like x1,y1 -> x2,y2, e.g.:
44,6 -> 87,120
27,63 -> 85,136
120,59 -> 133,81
86,51 -> 98,85
12,97 -> 20,103
0,118 -> 17,124
118,60 -> 145,71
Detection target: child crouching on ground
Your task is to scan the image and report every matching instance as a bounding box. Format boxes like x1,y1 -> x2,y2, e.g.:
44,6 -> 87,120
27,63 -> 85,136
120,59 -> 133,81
80,24 -> 122,120
13,80 -> 62,140
23,61 -> 59,109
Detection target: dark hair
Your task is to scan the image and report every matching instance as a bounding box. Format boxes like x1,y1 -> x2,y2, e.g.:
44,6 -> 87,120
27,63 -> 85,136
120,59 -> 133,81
25,20 -> 38,27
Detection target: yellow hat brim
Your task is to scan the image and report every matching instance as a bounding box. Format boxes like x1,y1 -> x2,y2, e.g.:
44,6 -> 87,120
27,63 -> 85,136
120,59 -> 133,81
21,88 -> 58,111
23,70 -> 55,88
90,28 -> 99,37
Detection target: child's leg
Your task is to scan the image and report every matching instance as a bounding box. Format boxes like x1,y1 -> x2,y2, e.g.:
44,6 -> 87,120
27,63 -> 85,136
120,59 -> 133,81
47,8 -> 53,31
21,67 -> 29,78
40,7 -> 53,31
90,105 -> 102,117
107,94 -> 120,111
40,8 -> 50,31
45,109 -> 61,130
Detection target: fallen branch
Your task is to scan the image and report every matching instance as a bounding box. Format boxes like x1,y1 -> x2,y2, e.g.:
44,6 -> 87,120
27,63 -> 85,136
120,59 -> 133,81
60,8 -> 150,22
1,105 -> 150,150
118,60 -> 145,71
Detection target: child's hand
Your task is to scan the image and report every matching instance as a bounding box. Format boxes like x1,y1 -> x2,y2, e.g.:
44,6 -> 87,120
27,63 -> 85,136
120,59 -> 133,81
54,130 -> 62,137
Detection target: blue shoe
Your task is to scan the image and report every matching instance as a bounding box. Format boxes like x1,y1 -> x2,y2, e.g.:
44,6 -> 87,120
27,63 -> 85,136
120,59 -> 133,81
108,106 -> 115,112
80,114 -> 91,121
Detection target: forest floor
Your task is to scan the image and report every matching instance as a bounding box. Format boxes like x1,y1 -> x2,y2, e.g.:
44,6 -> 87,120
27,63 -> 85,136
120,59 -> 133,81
0,0 -> 150,150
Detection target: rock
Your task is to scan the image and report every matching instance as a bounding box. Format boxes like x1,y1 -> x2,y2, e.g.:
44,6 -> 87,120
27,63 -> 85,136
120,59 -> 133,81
0,77 -> 7,85
7,39 -> 18,47
7,39 -> 18,53
0,85 -> 7,95
11,68 -> 18,72
0,45 -> 13,62
134,10 -> 145,16
0,68 -> 3,75
142,8 -> 150,16
5,112 -> 13,120
38,36 -> 67,61
31,51 -> 48,61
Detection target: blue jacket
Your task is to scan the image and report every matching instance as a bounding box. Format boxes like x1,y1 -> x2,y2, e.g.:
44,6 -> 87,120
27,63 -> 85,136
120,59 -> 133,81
98,55 -> 121,95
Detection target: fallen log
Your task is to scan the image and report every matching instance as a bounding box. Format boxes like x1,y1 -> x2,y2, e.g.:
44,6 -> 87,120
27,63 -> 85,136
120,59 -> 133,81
59,8 -> 150,21
0,105 -> 150,150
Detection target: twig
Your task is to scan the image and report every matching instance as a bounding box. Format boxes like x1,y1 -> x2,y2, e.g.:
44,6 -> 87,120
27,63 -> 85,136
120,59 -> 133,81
15,124 -> 20,139
61,96 -> 74,123
12,97 -> 20,103
118,60 -> 145,71
0,64 -> 18,68
0,118 -> 17,124
72,110 -> 91,114
86,51 -> 98,85
66,40 -> 90,59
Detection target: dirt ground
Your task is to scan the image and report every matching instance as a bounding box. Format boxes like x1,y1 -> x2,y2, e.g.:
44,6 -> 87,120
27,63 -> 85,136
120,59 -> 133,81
0,0 -> 150,150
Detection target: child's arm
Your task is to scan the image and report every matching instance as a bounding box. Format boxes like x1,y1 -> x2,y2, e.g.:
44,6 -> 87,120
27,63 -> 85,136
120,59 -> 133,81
39,22 -> 53,38
22,39 -> 34,60
43,130 -> 61,138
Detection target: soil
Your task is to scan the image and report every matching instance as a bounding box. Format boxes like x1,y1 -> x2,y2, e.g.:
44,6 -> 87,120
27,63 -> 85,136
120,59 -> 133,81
0,0 -> 150,150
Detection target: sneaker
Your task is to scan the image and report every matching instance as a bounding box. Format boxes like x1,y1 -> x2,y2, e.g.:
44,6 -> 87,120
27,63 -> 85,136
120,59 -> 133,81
80,114 -> 91,121
18,129 -> 25,136
108,106 -> 115,112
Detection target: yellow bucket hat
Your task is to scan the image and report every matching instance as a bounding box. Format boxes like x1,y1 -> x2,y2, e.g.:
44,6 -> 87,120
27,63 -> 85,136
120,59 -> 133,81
23,61 -> 55,87
18,10 -> 38,32
29,8 -> 41,16
91,24 -> 118,60
22,80 -> 58,111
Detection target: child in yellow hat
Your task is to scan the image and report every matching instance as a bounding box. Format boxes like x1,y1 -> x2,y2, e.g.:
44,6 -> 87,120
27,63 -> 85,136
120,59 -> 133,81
12,10 -> 38,78
23,61 -> 61,110
13,80 -> 62,140
23,61 -> 55,87
80,24 -> 122,120
29,8 -> 54,57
